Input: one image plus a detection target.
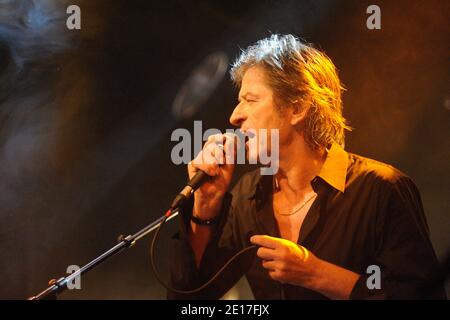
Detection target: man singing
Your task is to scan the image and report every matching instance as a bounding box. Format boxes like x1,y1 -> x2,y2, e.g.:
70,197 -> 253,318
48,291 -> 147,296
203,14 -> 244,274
168,34 -> 445,299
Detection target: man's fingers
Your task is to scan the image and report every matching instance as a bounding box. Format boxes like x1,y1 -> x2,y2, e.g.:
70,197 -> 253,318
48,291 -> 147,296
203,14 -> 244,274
190,149 -> 219,176
297,245 -> 310,262
223,134 -> 236,164
256,247 -> 277,260
261,259 -> 277,270
189,133 -> 238,179
212,133 -> 238,166
197,135 -> 226,165
250,235 -> 280,249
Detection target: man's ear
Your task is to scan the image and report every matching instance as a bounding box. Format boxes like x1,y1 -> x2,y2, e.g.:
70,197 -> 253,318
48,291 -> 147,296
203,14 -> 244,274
289,103 -> 308,126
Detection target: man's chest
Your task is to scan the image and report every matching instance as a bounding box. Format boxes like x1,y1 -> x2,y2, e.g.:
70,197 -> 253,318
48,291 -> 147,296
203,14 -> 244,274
273,201 -> 315,243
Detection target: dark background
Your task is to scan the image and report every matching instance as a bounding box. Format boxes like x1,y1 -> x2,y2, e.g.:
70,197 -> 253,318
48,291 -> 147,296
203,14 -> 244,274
0,0 -> 448,299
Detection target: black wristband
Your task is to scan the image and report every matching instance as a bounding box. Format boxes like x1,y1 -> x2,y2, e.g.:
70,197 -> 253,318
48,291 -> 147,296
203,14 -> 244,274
190,215 -> 220,226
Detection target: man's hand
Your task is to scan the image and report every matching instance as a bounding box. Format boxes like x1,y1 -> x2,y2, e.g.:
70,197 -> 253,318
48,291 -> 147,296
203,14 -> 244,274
250,235 -> 361,299
187,133 -> 241,267
189,133 -> 237,220
250,235 -> 320,288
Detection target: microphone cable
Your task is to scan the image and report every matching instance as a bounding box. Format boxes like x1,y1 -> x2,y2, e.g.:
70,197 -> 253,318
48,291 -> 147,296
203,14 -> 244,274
150,208 -> 258,295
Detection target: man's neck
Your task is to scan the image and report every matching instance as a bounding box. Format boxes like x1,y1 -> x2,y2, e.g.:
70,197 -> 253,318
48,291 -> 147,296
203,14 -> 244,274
275,138 -> 327,200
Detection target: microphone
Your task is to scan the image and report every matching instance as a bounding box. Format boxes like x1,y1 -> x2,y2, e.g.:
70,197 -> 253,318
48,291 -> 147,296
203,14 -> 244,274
170,133 -> 240,210
170,169 -> 210,210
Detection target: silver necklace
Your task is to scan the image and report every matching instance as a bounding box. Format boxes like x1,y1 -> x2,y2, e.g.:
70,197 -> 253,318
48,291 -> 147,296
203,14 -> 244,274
275,193 -> 317,216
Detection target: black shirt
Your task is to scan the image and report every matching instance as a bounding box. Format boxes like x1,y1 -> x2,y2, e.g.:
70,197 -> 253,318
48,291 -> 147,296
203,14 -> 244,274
168,144 -> 445,299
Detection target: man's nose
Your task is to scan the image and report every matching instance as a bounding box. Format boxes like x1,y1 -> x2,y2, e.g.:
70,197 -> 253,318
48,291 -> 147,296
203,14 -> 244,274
229,103 -> 246,127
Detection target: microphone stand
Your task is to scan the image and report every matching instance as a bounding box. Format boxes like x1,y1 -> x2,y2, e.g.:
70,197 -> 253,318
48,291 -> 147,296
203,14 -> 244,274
29,167 -> 209,300
28,209 -> 179,300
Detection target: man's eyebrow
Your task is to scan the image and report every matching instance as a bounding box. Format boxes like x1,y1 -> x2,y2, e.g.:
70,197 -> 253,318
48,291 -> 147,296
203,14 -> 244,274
238,92 -> 259,101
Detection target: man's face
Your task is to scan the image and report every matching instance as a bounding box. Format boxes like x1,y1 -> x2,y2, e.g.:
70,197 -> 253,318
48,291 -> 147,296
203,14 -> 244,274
230,66 -> 290,166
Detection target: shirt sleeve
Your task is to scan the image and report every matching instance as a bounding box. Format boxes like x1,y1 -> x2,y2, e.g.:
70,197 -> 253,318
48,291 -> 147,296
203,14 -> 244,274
350,176 -> 447,299
167,192 -> 254,300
